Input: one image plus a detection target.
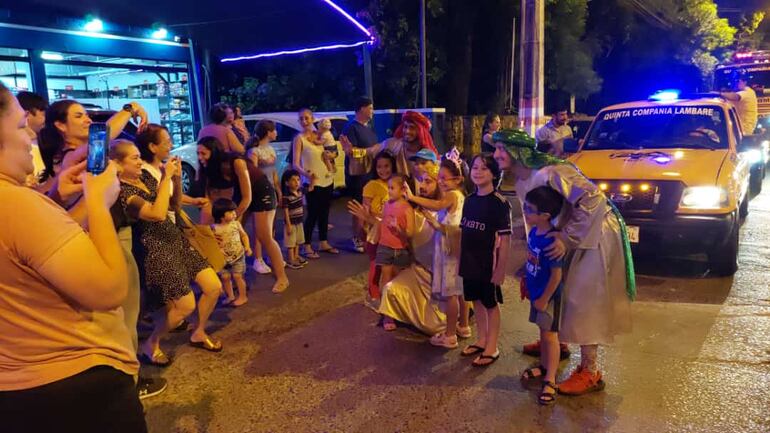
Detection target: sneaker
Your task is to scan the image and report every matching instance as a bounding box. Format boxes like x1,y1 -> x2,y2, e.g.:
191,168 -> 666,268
352,238 -> 365,254
252,258 -> 271,274
286,261 -> 303,270
137,377 -> 167,400
429,332 -> 459,349
558,366 -> 605,395
456,326 -> 472,339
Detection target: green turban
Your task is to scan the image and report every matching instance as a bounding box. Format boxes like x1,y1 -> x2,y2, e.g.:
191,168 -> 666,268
492,128 -> 567,169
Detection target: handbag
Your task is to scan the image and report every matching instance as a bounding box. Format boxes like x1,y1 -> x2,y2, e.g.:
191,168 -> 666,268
176,209 -> 226,272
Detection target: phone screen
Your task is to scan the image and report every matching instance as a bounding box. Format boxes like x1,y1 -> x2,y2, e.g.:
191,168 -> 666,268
87,123 -> 110,174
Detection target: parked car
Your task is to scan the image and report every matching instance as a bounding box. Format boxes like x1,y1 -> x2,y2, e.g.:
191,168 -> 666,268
171,113 -> 349,194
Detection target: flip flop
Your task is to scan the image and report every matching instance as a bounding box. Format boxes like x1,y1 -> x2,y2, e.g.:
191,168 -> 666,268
318,247 -> 340,254
189,337 -> 223,353
303,251 -> 321,259
138,350 -> 172,367
461,344 -> 486,357
472,350 -> 500,367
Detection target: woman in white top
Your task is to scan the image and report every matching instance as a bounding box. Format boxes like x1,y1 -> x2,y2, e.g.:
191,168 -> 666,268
246,119 -> 281,274
291,108 -> 338,258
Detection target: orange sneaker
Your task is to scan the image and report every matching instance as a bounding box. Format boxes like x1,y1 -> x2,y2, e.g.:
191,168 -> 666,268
558,366 -> 605,395
522,340 -> 571,359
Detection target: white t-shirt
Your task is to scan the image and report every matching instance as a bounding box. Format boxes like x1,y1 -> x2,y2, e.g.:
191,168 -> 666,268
248,145 -> 277,185
735,87 -> 758,135
535,120 -> 573,156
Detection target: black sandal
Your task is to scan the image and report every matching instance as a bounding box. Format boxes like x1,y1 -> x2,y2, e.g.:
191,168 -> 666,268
461,344 -> 485,357
521,365 -> 547,382
539,381 -> 558,405
471,351 -> 500,367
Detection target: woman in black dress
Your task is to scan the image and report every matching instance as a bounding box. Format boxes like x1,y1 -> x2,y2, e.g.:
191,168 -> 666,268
114,141 -> 224,365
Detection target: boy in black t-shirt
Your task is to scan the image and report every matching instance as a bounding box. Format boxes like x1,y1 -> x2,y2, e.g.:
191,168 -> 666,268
459,154 -> 512,367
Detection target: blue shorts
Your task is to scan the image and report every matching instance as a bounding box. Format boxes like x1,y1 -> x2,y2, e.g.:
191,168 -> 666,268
375,245 -> 412,268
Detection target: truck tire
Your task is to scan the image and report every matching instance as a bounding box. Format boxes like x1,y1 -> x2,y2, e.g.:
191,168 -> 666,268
739,194 -> 749,219
709,221 -> 739,276
750,165 -> 763,196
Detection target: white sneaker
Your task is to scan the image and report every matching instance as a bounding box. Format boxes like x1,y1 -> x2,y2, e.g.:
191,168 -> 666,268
252,259 -> 271,274
429,332 -> 458,349
456,326 -> 472,339
352,238 -> 365,254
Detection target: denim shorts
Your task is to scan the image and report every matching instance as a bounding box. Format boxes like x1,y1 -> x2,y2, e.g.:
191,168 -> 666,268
375,245 -> 412,268
220,255 -> 246,277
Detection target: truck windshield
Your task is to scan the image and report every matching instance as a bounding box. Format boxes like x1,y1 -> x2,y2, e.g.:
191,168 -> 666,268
585,106 -> 728,150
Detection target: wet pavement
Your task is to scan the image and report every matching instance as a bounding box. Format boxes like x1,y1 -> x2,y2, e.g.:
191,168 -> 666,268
143,181 -> 770,433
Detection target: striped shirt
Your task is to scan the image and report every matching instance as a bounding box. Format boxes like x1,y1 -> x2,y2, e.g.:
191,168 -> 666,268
282,192 -> 305,225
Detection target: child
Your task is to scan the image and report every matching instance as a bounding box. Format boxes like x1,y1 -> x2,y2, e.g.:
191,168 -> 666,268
376,173 -> 416,331
211,198 -> 252,307
317,118 -> 338,175
361,151 -> 397,307
458,154 -> 511,367
405,148 -> 470,348
519,186 -> 565,405
281,169 -> 307,269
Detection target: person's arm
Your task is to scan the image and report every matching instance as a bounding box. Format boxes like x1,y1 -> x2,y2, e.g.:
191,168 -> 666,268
170,174 -> 183,211
534,266 -> 562,311
721,91 -> 741,102
233,159 -> 252,218
35,163 -> 128,310
107,101 -> 148,139
283,197 -> 293,234
135,173 -> 175,222
238,222 -> 252,256
273,171 -> 282,204
491,234 -> 511,285
292,136 -> 311,178
483,133 -> 493,146
406,186 -> 455,211
226,129 -> 246,154
403,205 -> 416,239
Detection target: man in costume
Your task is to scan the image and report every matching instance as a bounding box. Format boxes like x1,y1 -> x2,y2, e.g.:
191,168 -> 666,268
492,129 -> 635,395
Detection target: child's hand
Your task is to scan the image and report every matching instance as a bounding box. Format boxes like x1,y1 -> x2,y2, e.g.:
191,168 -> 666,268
285,223 -> 293,234
404,181 -> 415,201
245,247 -> 253,257
545,232 -> 567,260
533,296 -> 548,312
519,277 -> 529,301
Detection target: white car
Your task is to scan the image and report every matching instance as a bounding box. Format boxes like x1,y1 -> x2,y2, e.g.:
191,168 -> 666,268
171,113 -> 350,194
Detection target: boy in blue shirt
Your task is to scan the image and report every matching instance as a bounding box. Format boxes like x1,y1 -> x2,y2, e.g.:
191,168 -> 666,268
520,185 -> 564,405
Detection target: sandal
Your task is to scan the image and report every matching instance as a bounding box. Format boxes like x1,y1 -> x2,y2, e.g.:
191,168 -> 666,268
138,350 -> 172,367
303,250 -> 320,259
472,350 -> 500,367
539,381 -> 558,406
189,337 -> 223,353
521,365 -> 547,382
461,344 -> 486,357
318,247 -> 340,254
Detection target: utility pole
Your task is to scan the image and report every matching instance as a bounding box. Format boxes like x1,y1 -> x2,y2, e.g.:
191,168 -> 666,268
419,0 -> 428,108
518,0 -> 544,136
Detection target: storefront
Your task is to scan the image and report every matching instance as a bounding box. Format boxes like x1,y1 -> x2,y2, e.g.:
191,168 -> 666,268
0,22 -> 203,146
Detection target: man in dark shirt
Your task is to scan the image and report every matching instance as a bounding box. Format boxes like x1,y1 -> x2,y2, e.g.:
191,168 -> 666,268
341,96 -> 377,253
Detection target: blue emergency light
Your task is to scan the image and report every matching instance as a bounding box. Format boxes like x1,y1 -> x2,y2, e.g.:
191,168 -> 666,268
649,89 -> 681,102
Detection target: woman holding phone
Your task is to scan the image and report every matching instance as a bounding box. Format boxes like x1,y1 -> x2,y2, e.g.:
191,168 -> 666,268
114,141 -> 224,364
0,83 -> 147,432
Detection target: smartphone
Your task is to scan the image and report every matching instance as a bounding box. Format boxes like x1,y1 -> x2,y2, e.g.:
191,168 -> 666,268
87,123 -> 110,174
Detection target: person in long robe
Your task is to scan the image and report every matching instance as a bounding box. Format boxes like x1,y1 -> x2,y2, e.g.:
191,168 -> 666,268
492,129 -> 635,396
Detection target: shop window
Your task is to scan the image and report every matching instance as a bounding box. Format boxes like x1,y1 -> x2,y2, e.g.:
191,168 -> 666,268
43,52 -> 195,146
0,48 -> 31,94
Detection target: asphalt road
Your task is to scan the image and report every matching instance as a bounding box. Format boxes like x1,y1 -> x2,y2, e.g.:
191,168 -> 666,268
143,179 -> 770,433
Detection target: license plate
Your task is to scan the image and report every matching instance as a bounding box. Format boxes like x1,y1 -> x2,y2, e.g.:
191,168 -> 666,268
627,225 -> 640,243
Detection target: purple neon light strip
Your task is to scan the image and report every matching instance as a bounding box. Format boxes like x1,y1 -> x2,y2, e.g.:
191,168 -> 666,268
322,0 -> 372,38
221,40 -> 372,62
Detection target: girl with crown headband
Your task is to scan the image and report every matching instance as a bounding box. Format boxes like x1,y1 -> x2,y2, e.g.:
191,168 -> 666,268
492,129 -> 635,396
404,148 -> 473,348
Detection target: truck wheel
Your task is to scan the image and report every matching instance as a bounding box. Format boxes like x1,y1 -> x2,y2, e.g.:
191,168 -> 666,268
739,194 -> 749,219
709,222 -> 739,276
750,165 -> 763,195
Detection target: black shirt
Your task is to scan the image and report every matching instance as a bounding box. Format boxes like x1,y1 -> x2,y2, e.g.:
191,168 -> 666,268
459,191 -> 512,281
341,119 -> 378,149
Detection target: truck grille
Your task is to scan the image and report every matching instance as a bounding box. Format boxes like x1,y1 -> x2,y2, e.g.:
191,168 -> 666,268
592,180 -> 685,216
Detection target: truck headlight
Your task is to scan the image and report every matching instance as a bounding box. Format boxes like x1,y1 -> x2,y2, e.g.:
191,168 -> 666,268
747,149 -> 764,164
679,186 -> 727,209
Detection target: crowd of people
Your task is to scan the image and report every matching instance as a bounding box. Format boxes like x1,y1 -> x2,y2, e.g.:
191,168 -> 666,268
0,84 -> 636,432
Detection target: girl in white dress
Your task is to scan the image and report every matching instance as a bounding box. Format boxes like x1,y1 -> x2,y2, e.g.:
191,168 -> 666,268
405,148 -> 471,348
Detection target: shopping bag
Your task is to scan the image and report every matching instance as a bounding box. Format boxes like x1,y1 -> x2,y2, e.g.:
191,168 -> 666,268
177,210 -> 226,272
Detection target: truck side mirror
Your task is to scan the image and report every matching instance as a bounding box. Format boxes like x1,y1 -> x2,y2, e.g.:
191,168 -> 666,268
563,138 -> 580,154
